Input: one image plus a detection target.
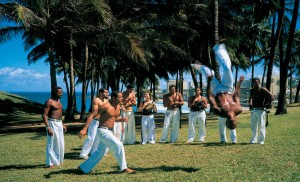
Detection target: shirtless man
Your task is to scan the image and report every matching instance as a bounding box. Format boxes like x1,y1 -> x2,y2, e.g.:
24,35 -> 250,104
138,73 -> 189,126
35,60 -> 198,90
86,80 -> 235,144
249,78 -> 274,144
192,44 -> 244,130
122,84 -> 137,144
77,91 -> 135,174
42,86 -> 67,168
160,85 -> 184,143
79,89 -> 109,159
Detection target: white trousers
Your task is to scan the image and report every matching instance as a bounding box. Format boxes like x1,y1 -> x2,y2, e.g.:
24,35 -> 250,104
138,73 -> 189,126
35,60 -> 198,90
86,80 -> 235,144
79,119 -> 99,157
46,118 -> 64,166
123,110 -> 136,144
200,44 -> 233,95
160,110 -> 180,143
250,110 -> 266,144
79,128 -> 128,173
218,117 -> 237,143
187,111 -> 206,142
141,115 -> 156,144
114,122 -> 125,142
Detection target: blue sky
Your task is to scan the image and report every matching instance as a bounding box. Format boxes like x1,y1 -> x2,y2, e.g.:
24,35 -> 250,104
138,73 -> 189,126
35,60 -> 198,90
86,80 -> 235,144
0,14 -> 299,92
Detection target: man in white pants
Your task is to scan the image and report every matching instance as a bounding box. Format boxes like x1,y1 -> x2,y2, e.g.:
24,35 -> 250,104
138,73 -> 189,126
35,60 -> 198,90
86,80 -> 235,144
249,78 -> 274,144
218,117 -> 237,144
42,86 -> 67,168
187,87 -> 208,143
122,84 -> 137,144
79,89 -> 109,159
192,44 -> 244,130
77,91 -> 135,174
160,85 -> 184,143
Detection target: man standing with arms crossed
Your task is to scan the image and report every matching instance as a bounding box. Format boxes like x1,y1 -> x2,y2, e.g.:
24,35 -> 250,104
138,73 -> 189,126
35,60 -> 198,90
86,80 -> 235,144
122,84 -> 137,144
160,85 -> 184,143
42,86 -> 67,168
79,89 -> 109,159
249,78 -> 274,144
77,91 -> 135,174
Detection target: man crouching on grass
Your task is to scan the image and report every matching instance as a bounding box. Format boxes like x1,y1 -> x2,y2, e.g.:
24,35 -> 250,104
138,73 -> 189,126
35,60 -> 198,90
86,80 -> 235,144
42,86 -> 67,168
77,91 -> 135,174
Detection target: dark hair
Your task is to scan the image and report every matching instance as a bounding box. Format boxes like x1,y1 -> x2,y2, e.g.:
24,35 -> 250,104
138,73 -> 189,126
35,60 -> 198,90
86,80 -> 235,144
99,88 -> 107,94
195,87 -> 201,91
226,119 -> 237,130
253,78 -> 260,83
111,91 -> 121,99
127,84 -> 134,89
51,86 -> 62,97
169,85 -> 176,89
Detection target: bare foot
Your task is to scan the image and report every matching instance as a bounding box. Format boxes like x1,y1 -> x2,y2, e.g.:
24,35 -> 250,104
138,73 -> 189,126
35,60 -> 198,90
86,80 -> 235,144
121,168 -> 136,174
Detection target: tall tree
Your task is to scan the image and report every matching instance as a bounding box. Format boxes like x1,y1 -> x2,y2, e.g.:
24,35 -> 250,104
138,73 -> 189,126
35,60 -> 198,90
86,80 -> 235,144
266,1 -> 284,93
275,0 -> 299,114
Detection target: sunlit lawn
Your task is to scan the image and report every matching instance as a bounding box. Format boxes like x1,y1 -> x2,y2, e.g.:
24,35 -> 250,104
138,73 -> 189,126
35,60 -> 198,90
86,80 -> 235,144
0,105 -> 299,181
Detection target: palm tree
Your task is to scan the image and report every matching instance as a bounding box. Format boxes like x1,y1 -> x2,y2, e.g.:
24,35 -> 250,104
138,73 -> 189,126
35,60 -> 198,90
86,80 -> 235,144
291,30 -> 300,103
265,0 -> 285,93
0,1 -> 70,96
275,0 -> 299,115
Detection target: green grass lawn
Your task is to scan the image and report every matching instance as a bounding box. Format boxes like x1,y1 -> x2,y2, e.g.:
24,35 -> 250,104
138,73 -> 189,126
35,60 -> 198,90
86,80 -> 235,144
0,101 -> 300,181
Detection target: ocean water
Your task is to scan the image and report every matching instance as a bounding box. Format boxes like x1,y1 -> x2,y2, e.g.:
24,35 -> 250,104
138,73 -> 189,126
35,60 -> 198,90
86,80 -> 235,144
10,92 -> 193,113
11,92 -> 92,112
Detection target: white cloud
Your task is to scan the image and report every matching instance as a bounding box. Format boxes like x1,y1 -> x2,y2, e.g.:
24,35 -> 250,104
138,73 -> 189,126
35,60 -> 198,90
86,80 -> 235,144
0,67 -> 51,91
0,67 -> 47,78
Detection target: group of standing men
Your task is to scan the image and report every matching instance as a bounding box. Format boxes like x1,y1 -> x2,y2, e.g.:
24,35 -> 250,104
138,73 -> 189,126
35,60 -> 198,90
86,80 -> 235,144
41,44 -> 274,174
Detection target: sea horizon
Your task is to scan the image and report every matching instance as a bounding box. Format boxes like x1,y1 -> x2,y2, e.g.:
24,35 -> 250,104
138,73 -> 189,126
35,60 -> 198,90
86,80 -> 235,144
7,91 -> 192,113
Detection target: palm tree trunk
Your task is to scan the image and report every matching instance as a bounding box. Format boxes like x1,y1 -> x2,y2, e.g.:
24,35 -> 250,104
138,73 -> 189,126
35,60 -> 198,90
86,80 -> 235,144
266,0 -> 284,91
199,74 -> 202,92
176,71 -> 179,90
65,33 -> 76,120
80,42 -> 89,120
63,65 -> 70,100
289,66 -> 292,104
48,48 -> 57,95
234,65 -> 238,88
89,66 -> 96,112
153,78 -> 156,101
294,79 -> 300,103
189,65 -> 198,88
275,0 -> 299,114
186,40 -> 198,88
251,40 -> 255,88
212,0 -> 221,81
276,31 -> 287,114
261,61 -> 267,87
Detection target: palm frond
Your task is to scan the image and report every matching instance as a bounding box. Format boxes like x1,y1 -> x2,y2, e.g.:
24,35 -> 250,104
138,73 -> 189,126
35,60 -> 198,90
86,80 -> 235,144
14,3 -> 46,29
27,41 -> 48,64
0,26 -> 23,44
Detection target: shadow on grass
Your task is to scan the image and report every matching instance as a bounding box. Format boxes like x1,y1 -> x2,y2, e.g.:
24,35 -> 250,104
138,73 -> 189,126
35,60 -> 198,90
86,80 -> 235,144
0,164 -> 45,170
44,165 -> 200,178
173,142 -> 252,147
64,152 -> 83,160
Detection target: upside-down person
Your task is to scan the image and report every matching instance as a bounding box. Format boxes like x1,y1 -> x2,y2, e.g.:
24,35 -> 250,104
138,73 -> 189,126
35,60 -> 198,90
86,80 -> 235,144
192,44 -> 244,130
